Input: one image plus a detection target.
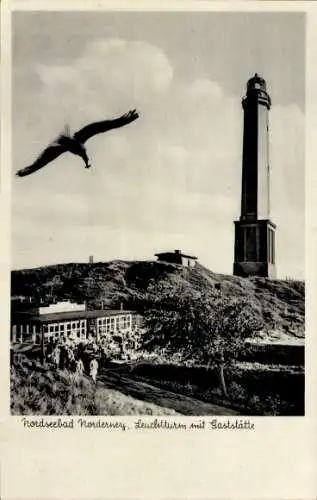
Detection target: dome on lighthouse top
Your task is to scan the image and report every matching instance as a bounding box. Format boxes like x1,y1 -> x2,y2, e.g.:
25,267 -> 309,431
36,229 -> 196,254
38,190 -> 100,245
247,73 -> 267,92
242,73 -> 271,109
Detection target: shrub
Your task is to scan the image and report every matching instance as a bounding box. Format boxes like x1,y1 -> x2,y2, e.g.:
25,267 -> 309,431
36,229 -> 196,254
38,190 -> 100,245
11,364 -> 98,415
228,382 -> 247,402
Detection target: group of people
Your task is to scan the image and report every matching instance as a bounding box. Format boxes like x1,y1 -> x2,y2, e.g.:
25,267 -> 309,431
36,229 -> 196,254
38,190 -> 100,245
46,337 -> 99,383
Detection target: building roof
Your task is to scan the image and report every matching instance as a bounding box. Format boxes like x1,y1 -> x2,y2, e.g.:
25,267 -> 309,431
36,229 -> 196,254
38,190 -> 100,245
155,250 -> 198,260
11,309 -> 137,323
247,73 -> 266,87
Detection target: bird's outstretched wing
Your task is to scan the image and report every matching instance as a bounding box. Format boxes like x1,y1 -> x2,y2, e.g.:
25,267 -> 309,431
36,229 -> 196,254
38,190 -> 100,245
16,142 -> 66,177
73,109 -> 139,144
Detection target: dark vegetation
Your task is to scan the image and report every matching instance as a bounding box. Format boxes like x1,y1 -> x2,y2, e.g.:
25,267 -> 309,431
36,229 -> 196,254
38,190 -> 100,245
123,362 -> 304,416
240,342 -> 304,365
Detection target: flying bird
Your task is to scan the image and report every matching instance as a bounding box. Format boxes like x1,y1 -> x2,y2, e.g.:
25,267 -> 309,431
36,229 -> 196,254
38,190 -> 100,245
16,109 -> 139,177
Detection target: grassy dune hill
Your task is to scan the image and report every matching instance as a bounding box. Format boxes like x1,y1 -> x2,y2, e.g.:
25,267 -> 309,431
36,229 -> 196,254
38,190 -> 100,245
11,260 -> 305,341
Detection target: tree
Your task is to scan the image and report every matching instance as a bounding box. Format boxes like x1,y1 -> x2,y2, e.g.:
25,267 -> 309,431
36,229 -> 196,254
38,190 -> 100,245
141,283 -> 264,397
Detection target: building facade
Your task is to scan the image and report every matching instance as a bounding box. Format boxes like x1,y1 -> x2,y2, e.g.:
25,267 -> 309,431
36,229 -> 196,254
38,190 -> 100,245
155,249 -> 197,267
11,300 -> 143,349
233,74 -> 277,278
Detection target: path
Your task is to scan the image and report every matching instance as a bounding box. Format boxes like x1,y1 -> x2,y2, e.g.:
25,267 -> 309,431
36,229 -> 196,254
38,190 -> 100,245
97,369 -> 240,416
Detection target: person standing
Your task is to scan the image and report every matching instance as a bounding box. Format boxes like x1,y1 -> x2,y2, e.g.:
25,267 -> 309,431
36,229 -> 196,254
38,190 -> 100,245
68,348 -> 76,371
76,358 -> 84,377
89,358 -> 98,384
52,347 -> 60,370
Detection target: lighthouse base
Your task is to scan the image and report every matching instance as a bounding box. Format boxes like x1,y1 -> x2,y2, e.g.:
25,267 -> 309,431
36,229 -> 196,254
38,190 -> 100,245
233,218 -> 276,279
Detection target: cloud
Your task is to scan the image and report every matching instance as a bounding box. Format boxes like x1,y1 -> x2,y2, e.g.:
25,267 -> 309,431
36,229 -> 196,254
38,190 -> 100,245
12,39 -> 304,278
34,38 -> 173,128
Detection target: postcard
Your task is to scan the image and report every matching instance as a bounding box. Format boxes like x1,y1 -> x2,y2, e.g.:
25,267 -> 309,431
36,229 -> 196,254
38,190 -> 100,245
1,1 -> 316,499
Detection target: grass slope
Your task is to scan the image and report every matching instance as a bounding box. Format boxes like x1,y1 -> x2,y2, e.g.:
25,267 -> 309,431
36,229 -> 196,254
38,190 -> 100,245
11,363 -> 179,416
12,260 -> 305,338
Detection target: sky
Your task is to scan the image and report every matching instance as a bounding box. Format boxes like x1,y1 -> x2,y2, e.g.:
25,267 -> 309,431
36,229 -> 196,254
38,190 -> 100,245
12,11 -> 305,279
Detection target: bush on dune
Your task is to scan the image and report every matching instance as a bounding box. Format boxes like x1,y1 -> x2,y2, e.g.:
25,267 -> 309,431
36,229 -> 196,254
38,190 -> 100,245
11,364 -> 98,415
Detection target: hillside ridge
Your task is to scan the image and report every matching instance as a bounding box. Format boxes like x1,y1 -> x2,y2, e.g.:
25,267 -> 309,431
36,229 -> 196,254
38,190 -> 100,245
11,260 -> 305,340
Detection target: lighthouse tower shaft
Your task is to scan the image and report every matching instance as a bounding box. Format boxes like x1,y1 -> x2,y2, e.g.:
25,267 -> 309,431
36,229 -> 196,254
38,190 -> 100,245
233,74 -> 276,278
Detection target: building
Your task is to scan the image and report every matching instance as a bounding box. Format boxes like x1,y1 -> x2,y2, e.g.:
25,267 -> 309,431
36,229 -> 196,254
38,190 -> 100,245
155,249 -> 198,267
233,74 -> 276,278
11,300 -> 143,349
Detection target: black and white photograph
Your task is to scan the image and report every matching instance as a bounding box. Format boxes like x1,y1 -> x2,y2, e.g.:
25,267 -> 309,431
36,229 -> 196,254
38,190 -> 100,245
10,9 -> 305,417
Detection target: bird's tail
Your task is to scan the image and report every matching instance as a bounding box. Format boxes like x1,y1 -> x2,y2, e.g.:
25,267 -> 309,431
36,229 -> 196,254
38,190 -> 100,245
62,123 -> 71,137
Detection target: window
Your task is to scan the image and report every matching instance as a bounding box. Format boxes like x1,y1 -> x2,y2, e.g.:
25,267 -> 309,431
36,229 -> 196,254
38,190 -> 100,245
118,315 -> 130,330
103,318 -> 110,333
245,227 -> 257,261
268,228 -> 275,264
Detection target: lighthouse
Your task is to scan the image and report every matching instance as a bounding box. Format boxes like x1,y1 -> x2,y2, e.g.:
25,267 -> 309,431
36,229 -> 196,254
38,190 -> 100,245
233,74 -> 276,278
